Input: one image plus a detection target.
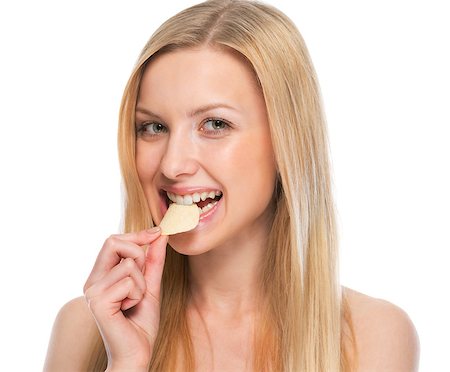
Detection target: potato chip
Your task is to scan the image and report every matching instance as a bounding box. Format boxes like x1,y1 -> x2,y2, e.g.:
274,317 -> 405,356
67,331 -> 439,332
159,203 -> 200,235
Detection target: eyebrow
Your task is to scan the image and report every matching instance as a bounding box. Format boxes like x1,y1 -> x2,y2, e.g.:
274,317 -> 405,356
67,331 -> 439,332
135,107 -> 163,120
135,103 -> 238,119
188,103 -> 238,117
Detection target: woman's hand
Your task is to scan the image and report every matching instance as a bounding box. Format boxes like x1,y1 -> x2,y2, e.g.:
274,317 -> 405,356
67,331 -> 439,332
83,227 -> 168,371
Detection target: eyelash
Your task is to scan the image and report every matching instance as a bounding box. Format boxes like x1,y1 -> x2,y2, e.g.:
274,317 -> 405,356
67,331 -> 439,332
200,118 -> 231,136
136,122 -> 167,137
135,118 -> 232,138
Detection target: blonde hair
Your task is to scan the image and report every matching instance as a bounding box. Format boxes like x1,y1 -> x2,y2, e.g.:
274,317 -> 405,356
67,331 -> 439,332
89,0 -> 356,370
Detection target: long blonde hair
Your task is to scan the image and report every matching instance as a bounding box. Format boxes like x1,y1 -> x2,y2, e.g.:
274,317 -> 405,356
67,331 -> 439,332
89,0 -> 356,370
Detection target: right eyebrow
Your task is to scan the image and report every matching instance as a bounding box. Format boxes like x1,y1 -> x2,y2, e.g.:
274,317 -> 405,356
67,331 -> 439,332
135,106 -> 163,121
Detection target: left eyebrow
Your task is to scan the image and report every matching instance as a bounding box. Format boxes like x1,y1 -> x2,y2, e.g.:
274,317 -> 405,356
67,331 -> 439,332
188,103 -> 239,117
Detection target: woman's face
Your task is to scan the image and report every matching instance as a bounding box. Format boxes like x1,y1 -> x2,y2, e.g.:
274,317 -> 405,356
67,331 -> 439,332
135,47 -> 277,255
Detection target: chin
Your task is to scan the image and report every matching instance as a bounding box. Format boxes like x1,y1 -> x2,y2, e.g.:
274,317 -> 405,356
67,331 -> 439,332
167,233 -> 212,256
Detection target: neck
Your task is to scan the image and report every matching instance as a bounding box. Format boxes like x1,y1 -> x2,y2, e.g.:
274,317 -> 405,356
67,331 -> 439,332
187,222 -> 269,315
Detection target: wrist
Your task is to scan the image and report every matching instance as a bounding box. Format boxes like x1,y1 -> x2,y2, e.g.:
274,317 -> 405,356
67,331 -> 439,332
106,361 -> 149,372
106,367 -> 148,372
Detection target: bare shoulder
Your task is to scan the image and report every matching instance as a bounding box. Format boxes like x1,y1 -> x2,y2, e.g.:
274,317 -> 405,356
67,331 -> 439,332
44,296 -> 101,372
344,287 -> 420,372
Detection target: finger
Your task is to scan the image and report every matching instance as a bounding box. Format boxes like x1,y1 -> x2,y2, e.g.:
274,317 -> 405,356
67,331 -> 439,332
115,227 -> 162,245
85,234 -> 155,290
87,276 -> 143,319
97,227 -> 162,273
85,258 -> 146,300
121,295 -> 142,311
143,235 -> 169,301
120,280 -> 144,311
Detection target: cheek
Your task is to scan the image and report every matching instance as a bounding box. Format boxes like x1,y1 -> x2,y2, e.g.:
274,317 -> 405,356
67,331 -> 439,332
224,133 -> 277,202
135,142 -> 162,182
136,142 -> 166,222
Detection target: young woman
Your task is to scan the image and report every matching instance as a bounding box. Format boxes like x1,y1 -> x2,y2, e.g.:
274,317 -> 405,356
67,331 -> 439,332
44,1 -> 419,371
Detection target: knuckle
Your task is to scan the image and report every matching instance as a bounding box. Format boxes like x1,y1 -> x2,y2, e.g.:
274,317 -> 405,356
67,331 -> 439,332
123,276 -> 134,289
137,289 -> 145,301
104,234 -> 119,249
136,248 -> 146,262
123,257 -> 136,271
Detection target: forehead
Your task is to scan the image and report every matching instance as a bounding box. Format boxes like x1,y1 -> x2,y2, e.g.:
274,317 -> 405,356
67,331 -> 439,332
137,47 -> 262,112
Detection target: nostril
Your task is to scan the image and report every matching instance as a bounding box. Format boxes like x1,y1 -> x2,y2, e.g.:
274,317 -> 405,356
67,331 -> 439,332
159,140 -> 199,180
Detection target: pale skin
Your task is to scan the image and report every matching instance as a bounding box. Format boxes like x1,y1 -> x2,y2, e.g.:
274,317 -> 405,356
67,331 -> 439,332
44,48 -> 419,371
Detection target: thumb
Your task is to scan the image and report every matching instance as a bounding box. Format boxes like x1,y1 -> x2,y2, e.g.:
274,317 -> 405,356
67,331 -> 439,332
143,234 -> 169,302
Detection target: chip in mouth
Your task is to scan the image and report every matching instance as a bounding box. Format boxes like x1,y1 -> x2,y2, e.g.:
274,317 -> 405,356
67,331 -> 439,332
159,203 -> 200,235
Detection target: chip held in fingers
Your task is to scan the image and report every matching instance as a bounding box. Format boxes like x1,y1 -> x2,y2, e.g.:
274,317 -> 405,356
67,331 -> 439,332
159,203 -> 200,235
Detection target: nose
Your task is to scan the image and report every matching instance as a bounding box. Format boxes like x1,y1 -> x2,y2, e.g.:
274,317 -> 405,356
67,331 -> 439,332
159,130 -> 199,180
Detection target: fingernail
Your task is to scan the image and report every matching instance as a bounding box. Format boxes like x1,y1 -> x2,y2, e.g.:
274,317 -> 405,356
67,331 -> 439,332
146,226 -> 161,234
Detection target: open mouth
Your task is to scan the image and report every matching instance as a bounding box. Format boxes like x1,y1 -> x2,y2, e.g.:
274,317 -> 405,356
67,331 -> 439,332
164,190 -> 223,215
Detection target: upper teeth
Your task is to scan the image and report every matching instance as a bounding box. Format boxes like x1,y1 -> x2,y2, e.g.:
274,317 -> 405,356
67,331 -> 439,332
167,190 -> 222,206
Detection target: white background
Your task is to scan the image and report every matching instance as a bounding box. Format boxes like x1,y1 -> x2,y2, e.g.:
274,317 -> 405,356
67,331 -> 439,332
0,1 -> 448,370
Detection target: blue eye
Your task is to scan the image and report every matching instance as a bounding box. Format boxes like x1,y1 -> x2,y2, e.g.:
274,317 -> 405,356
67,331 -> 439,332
201,118 -> 231,136
136,122 -> 168,136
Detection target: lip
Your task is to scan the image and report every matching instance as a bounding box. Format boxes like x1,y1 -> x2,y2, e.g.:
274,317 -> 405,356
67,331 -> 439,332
158,190 -> 170,219
158,186 -> 223,230
198,196 -> 222,224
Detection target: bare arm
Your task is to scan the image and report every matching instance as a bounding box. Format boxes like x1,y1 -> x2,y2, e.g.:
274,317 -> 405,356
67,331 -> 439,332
45,228 -> 168,372
346,288 -> 420,372
44,297 -> 100,372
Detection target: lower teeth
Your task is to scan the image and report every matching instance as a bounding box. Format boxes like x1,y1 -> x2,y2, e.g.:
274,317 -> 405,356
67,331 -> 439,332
199,201 -> 218,215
